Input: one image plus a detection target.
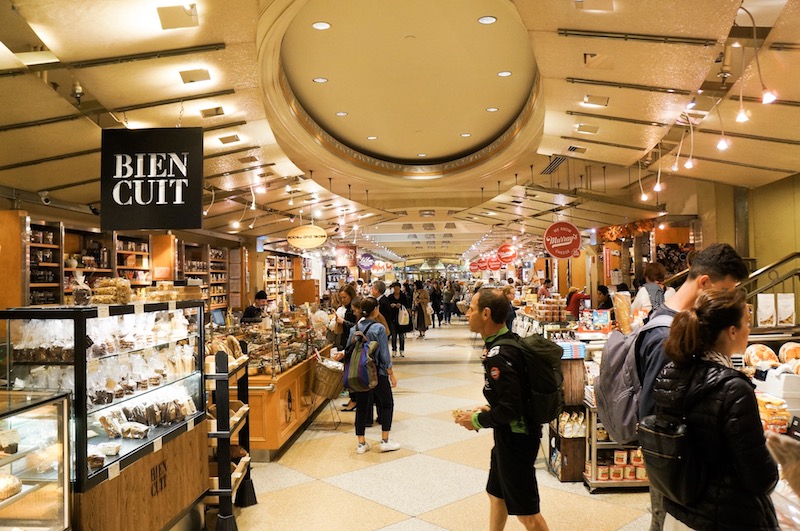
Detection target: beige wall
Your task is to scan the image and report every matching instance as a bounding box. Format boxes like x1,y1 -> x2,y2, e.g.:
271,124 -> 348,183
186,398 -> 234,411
695,181 -> 736,248
749,174 -> 800,266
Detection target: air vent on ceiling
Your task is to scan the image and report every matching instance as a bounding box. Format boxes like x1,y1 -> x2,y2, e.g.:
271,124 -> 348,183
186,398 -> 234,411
393,210 -> 408,216
423,223 -> 435,231
425,234 -> 435,239
179,68 -> 210,84
407,234 -> 417,239
444,233 -> 453,238
582,53 -> 613,70
511,199 -> 524,204
444,222 -> 456,229
541,156 -> 567,175
238,155 -> 258,164
323,203 -> 333,207
567,145 -> 587,154
401,223 -> 414,230
419,210 -> 435,217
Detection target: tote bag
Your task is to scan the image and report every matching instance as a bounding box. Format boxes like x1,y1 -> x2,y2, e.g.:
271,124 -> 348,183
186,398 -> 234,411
398,306 -> 410,326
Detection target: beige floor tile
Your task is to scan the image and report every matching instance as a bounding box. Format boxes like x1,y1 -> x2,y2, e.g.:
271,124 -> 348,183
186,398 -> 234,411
274,432 -> 414,479
235,480 -> 408,531
431,383 -> 486,402
424,432 -> 495,471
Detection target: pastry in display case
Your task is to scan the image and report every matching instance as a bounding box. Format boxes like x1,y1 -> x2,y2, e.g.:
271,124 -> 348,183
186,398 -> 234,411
0,391 -> 70,531
233,310 -> 313,376
0,300 -> 205,492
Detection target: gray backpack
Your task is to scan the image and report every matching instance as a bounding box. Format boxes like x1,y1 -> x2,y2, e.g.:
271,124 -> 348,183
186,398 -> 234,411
595,314 -> 674,445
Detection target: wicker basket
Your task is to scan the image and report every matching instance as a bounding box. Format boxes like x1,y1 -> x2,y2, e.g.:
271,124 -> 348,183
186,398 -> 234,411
312,360 -> 344,399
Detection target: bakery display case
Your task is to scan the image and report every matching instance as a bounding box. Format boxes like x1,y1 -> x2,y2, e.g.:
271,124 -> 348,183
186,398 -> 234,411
0,300 -> 205,493
0,390 -> 70,531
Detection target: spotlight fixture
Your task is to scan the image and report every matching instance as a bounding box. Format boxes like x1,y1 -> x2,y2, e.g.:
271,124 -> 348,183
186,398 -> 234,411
38,191 -> 51,205
289,215 -> 296,223
686,97 -> 696,110
203,188 -> 215,216
740,6 -> 776,104
288,191 -> 294,206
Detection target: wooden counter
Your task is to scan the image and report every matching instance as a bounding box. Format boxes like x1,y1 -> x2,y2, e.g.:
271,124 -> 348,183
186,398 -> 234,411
238,345 -> 331,460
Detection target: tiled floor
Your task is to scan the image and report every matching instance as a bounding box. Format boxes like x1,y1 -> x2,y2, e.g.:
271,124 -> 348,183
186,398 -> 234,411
235,321 -> 652,530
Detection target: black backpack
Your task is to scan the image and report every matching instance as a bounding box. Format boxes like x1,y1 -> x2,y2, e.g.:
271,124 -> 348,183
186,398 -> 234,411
494,333 -> 564,425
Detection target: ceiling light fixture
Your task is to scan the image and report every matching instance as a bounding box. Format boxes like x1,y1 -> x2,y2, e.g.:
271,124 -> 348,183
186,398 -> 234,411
312,21 -> 331,30
637,162 -> 648,201
714,98 -> 729,150
683,112 -> 695,169
486,107 -> 499,112
739,7 -> 776,104
313,77 -> 328,83
335,111 -> 348,117
255,184 -> 266,194
497,71 -> 512,77
231,203 -> 247,229
417,153 -> 427,157
478,16 -> 497,24
250,186 -> 256,210
686,97 -> 696,110
653,144 -> 663,192
288,190 -> 294,206
460,133 -> 471,137
367,136 -> 377,140
203,187 -> 214,216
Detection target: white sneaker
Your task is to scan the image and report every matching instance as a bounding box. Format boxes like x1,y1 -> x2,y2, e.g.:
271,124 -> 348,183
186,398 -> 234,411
380,440 -> 400,452
357,442 -> 371,454
399,351 -> 405,357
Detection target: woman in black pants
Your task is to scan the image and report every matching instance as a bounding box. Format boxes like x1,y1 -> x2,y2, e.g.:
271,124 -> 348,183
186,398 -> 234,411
430,280 -> 443,327
387,282 -> 409,357
335,284 -> 359,411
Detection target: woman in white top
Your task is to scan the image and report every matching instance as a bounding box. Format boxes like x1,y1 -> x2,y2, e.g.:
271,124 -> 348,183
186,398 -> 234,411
631,262 -> 675,314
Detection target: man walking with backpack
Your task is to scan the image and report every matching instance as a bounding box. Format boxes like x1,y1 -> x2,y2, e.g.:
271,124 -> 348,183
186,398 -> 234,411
636,243 -> 748,530
456,289 -> 550,531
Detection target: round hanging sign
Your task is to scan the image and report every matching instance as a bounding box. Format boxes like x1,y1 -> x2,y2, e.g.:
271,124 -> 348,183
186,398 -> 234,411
469,262 -> 480,273
358,253 -> 375,270
543,221 -> 582,259
476,258 -> 488,271
488,256 -> 503,271
497,243 -> 517,264
286,224 -> 328,249
372,261 -> 387,276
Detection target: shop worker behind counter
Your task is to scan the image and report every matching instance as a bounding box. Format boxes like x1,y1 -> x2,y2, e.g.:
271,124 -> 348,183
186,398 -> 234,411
456,288 -> 550,531
241,290 -> 267,322
636,243 -> 749,531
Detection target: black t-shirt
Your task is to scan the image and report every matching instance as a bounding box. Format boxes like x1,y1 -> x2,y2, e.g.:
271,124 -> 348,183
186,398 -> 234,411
242,304 -> 262,320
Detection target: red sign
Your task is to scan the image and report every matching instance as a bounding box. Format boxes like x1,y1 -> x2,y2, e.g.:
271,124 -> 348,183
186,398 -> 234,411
497,243 -> 517,264
469,262 -> 480,273
488,256 -> 502,271
544,222 -> 582,259
476,258 -> 488,271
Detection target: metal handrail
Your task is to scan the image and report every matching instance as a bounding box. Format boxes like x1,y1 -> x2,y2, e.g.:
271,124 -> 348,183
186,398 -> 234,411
664,268 -> 689,287
739,251 -> 800,291
744,269 -> 800,299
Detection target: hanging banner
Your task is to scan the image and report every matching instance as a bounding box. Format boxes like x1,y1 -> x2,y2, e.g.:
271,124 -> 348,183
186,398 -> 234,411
543,221 -> 582,259
335,245 -> 357,267
469,262 -> 480,273
497,243 -> 517,264
476,258 -> 488,271
488,256 -> 503,271
100,128 -> 204,230
287,224 -> 328,249
358,253 -> 375,270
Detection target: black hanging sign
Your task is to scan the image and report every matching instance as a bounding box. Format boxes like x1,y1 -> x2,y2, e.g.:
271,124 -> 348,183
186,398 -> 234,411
100,128 -> 204,230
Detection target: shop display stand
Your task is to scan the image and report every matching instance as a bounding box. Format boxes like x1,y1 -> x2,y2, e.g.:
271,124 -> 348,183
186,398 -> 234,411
583,400 -> 649,492
29,220 -> 64,306
206,351 -> 257,530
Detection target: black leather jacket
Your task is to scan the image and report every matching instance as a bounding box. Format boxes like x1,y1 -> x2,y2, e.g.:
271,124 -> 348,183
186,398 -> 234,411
653,361 -> 778,530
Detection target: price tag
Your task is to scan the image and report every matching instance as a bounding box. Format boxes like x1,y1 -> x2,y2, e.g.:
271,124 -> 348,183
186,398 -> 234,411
87,359 -> 100,374
168,301 -> 177,312
134,301 -> 144,315
187,417 -> 195,432
153,437 -> 162,453
97,305 -> 110,319
108,461 -> 120,480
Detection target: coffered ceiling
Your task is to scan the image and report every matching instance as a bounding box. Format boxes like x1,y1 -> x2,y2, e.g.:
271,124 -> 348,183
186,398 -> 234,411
0,0 -> 798,263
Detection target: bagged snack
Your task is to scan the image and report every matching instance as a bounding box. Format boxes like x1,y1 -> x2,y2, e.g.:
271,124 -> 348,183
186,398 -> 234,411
757,294 -> 776,327
72,270 -> 92,306
777,293 -> 795,326
612,292 -> 632,334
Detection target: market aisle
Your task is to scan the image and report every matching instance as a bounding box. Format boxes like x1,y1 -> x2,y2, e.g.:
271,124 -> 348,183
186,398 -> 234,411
235,321 -> 652,530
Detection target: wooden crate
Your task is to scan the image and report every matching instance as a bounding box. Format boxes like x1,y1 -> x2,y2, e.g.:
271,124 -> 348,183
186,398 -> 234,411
73,423 -> 208,531
562,358 -> 586,406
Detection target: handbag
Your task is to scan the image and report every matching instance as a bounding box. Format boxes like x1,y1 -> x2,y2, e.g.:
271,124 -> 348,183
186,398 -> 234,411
398,306 -> 410,326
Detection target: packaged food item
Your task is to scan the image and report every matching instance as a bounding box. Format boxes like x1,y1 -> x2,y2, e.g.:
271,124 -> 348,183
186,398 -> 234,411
635,466 -> 648,480
596,424 -> 609,441
614,450 -> 628,465
630,448 -> 644,466
757,393 -> 791,433
624,465 -> 636,480
609,465 -> 624,481
757,294 -> 776,327
597,465 -> 609,480
97,442 -> 121,456
777,293 -> 795,326
120,422 -> 149,439
0,474 -> 22,500
87,446 -> 105,469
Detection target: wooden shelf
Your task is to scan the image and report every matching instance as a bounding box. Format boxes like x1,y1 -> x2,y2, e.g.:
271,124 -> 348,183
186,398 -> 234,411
116,250 -> 149,256
30,283 -> 60,288
130,281 -> 151,286
116,266 -> 150,270
33,262 -> 60,268
29,242 -> 60,249
185,271 -> 209,275
65,267 -> 112,273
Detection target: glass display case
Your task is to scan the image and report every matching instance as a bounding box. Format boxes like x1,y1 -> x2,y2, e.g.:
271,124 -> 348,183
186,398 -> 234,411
0,390 -> 70,531
0,301 -> 205,492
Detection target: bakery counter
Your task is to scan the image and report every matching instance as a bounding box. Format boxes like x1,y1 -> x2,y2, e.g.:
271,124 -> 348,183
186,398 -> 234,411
236,345 -> 331,461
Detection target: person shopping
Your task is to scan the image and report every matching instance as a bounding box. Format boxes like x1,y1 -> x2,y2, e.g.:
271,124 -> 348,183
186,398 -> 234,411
387,282 -> 410,357
336,284 -> 359,412
443,281 -> 456,324
565,286 -> 591,319
413,280 -> 431,338
430,280 -> 443,327
654,288 -> 778,530
338,297 -> 400,454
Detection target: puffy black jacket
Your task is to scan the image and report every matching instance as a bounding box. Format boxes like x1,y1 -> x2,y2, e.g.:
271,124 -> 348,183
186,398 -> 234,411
653,361 -> 778,531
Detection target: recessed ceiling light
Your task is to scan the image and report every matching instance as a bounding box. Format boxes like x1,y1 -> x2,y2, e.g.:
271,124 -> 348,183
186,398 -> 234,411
335,111 -> 348,117
497,71 -> 512,77
367,136 -> 378,140
576,124 -> 600,134
486,107 -> 499,112
460,133 -> 471,137
581,95 -> 609,108
417,153 -> 427,157
478,16 -> 497,24
179,68 -> 210,84
255,185 -> 266,194
312,21 -> 331,30
200,106 -> 224,118
157,4 -> 199,30
313,77 -> 328,83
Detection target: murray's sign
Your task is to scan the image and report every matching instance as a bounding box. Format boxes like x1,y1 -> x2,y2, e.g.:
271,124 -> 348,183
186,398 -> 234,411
101,128 -> 203,230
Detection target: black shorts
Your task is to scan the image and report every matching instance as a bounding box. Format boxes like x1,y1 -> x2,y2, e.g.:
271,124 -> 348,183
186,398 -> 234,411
486,427 -> 541,515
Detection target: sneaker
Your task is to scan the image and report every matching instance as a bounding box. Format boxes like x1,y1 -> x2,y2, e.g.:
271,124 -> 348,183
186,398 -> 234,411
380,440 -> 401,452
357,442 -> 371,454
399,351 -> 405,357
392,351 -> 397,358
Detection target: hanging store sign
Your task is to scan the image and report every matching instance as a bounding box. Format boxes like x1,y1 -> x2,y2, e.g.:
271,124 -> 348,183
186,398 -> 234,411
476,258 -> 488,271
335,245 -> 357,267
543,221 -> 582,259
469,262 -> 480,273
100,128 -> 204,230
372,261 -> 387,276
287,224 -> 328,249
497,243 -> 517,264
358,253 -> 375,270
488,256 -> 503,271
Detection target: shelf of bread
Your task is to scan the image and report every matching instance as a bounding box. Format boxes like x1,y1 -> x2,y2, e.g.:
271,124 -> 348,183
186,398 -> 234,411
88,372 -> 200,416
207,402 -> 250,439
0,481 -> 46,511
206,455 -> 250,505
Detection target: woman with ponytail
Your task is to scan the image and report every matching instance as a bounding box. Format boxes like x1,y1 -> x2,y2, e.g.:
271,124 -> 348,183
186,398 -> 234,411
655,289 -> 778,530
